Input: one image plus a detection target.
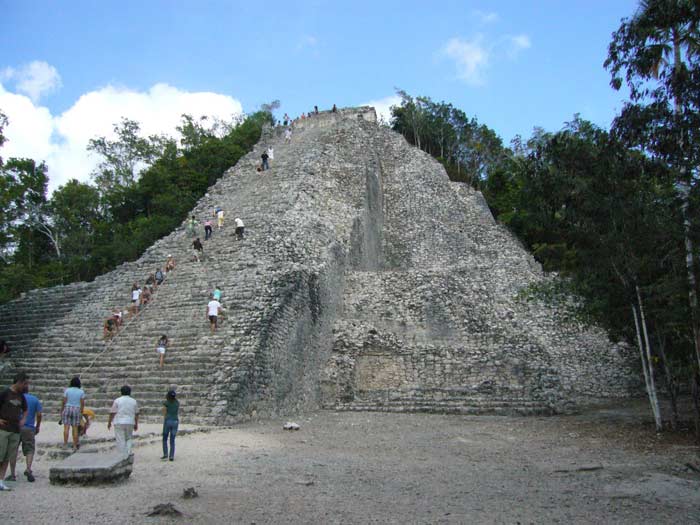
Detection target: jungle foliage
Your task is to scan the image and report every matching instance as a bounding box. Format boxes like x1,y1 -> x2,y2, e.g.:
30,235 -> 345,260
0,110 -> 271,303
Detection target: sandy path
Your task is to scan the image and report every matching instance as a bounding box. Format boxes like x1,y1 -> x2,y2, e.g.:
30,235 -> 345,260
2,403 -> 699,524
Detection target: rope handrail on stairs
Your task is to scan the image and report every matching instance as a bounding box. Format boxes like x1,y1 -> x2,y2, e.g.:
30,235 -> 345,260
81,269 -> 172,377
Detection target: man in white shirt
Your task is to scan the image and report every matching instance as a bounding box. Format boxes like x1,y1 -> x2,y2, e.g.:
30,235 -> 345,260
234,217 -> 245,240
207,299 -> 223,334
107,385 -> 139,457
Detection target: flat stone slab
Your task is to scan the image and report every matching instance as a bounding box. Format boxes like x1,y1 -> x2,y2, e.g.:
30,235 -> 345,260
49,450 -> 134,485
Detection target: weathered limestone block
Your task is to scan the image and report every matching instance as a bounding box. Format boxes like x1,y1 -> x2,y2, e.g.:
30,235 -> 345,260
49,451 -> 134,485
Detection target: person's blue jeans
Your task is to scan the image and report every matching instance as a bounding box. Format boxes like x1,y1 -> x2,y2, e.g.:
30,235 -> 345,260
262,158 -> 269,170
162,419 -> 178,459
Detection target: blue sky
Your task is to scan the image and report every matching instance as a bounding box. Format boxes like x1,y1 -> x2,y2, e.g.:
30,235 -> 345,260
1,0 -> 639,190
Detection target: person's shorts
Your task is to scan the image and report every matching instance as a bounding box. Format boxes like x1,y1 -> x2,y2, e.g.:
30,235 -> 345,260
20,428 -> 36,455
157,346 -> 166,354
235,227 -> 244,236
62,406 -> 82,426
217,216 -> 224,227
209,315 -> 217,324
0,429 -> 21,463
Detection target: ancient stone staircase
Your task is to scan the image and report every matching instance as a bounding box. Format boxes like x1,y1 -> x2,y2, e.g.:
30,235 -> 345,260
0,107 -> 639,423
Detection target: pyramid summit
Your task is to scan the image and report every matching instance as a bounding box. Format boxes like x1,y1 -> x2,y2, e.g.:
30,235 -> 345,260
0,106 -> 638,422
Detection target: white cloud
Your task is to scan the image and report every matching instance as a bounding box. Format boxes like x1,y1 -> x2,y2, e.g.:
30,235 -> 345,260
361,95 -> 401,125
1,61 -> 62,102
297,34 -> 319,53
441,30 -> 532,85
442,36 -> 489,86
508,34 -> 532,57
473,10 -> 499,24
0,80 -> 244,192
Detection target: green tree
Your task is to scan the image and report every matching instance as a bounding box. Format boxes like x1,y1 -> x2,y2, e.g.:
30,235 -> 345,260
605,0 -> 700,374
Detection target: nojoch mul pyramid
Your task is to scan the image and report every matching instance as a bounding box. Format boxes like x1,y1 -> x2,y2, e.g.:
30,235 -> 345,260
0,107 -> 639,423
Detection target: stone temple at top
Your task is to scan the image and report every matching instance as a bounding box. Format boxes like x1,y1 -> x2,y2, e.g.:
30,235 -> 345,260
0,107 -> 639,423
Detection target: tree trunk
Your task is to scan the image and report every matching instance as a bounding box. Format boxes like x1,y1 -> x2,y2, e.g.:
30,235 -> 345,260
692,370 -> 700,443
656,334 -> 678,430
632,295 -> 662,431
637,285 -> 663,431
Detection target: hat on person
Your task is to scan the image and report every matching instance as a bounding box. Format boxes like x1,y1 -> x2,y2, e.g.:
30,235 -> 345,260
167,390 -> 177,397
168,254 -> 172,257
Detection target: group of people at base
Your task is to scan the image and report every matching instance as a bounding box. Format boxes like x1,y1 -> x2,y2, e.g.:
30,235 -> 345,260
0,372 -> 181,491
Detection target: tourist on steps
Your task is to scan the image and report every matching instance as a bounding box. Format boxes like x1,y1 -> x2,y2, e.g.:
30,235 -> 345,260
192,237 -> 204,262
140,285 -> 152,308
155,267 -> 165,285
60,376 -> 85,452
7,382 -> 42,483
156,334 -> 169,368
235,217 -> 245,240
216,207 -> 225,229
79,407 -> 95,437
204,219 -> 213,240
267,146 -> 274,161
165,255 -> 176,273
186,215 -> 198,238
285,127 -> 292,143
107,385 -> 139,457
261,150 -> 270,171
103,317 -> 117,339
161,389 -> 179,461
0,372 -> 29,491
112,307 -> 123,328
207,297 -> 223,334
212,286 -> 222,302
129,283 -> 142,318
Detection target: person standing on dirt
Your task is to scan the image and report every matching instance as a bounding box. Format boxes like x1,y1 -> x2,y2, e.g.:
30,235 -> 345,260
107,385 -> 139,457
261,150 -> 270,171
60,376 -> 84,452
7,382 -> 41,483
161,390 -> 179,461
0,372 -> 29,491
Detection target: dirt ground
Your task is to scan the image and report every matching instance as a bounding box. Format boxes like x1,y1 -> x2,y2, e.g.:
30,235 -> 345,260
2,400 -> 699,524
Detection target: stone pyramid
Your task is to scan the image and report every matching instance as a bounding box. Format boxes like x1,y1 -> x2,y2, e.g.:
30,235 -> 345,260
0,107 -> 638,423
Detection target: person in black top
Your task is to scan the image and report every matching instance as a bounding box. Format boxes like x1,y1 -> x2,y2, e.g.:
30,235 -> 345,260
0,372 -> 29,490
261,151 -> 270,171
